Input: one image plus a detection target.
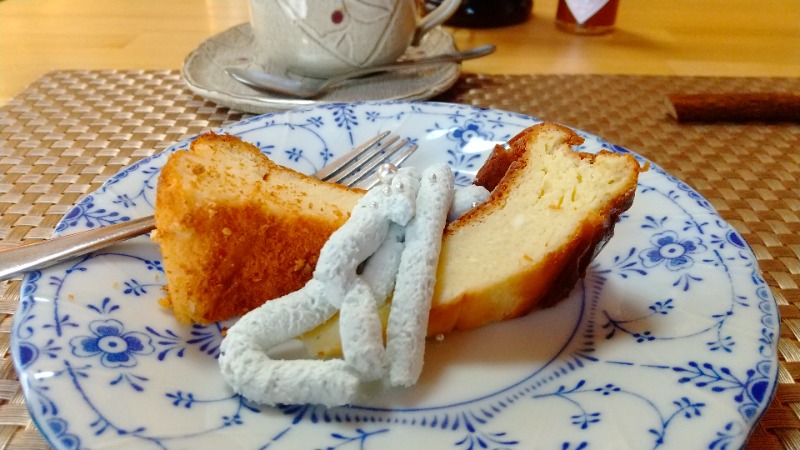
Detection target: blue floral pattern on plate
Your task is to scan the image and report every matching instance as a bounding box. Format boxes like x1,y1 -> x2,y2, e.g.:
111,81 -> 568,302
11,101 -> 778,449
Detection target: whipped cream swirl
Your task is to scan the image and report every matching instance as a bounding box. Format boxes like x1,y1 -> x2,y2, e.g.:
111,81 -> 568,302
219,164 -> 456,406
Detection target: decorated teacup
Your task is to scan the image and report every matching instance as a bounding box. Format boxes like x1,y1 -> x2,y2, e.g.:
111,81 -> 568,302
249,0 -> 461,78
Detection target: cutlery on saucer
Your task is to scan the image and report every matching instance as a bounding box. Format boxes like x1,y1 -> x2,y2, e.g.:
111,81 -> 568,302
225,44 -> 496,98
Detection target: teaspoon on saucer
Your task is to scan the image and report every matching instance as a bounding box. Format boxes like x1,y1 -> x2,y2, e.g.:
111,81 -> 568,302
225,44 -> 496,99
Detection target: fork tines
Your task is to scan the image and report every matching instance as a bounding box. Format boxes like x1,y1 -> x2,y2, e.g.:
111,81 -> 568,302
318,132 -> 418,189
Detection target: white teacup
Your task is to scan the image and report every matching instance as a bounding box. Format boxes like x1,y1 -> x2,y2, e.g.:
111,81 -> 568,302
249,0 -> 461,78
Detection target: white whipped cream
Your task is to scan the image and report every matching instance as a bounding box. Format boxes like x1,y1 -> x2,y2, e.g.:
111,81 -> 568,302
219,164 -> 456,407
449,184 -> 490,222
386,166 -> 454,386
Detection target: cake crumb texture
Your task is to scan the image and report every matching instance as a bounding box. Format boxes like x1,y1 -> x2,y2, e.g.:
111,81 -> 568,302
428,123 -> 641,333
153,132 -> 363,324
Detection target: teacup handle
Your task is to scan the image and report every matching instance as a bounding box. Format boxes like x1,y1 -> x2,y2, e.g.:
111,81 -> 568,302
412,0 -> 461,46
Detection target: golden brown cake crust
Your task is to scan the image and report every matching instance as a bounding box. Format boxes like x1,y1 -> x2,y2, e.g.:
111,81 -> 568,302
154,132 -> 362,324
473,123 -> 637,308
427,123 -> 641,334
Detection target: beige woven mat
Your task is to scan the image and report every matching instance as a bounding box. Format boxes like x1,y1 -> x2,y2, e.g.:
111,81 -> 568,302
1,70 -> 798,449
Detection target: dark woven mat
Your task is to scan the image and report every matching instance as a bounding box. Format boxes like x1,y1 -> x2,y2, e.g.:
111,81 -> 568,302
1,70 -> 798,449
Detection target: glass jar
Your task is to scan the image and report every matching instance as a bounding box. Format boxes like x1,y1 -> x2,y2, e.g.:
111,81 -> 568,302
555,0 -> 619,35
425,0 -> 533,28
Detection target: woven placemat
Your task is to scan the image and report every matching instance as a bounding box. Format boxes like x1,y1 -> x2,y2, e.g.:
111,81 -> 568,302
1,70 -> 798,449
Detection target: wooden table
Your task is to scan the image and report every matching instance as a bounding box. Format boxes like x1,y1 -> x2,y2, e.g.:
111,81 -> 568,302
1,0 -> 798,105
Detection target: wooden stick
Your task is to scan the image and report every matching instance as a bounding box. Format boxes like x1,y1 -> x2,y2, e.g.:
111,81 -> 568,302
666,92 -> 800,123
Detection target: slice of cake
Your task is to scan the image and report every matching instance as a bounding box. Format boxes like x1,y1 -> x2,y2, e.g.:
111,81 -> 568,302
427,123 -> 640,334
301,123 -> 641,356
153,132 -> 363,324
154,124 -> 641,348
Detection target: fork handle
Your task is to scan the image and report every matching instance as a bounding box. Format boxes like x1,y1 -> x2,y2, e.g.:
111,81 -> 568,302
0,216 -> 156,281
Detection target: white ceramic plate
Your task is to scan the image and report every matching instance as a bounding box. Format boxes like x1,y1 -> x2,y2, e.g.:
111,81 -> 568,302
12,102 -> 778,449
182,24 -> 461,114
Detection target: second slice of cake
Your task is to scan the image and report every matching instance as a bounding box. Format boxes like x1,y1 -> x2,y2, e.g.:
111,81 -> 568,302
427,123 -> 640,334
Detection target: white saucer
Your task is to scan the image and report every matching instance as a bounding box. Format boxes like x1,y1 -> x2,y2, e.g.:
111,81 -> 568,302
182,24 -> 462,114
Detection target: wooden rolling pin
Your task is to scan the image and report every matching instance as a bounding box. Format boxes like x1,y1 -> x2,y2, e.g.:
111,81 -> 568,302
666,92 -> 800,123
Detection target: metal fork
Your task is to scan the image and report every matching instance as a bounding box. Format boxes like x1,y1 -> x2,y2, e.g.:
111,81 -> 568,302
0,131 -> 417,281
